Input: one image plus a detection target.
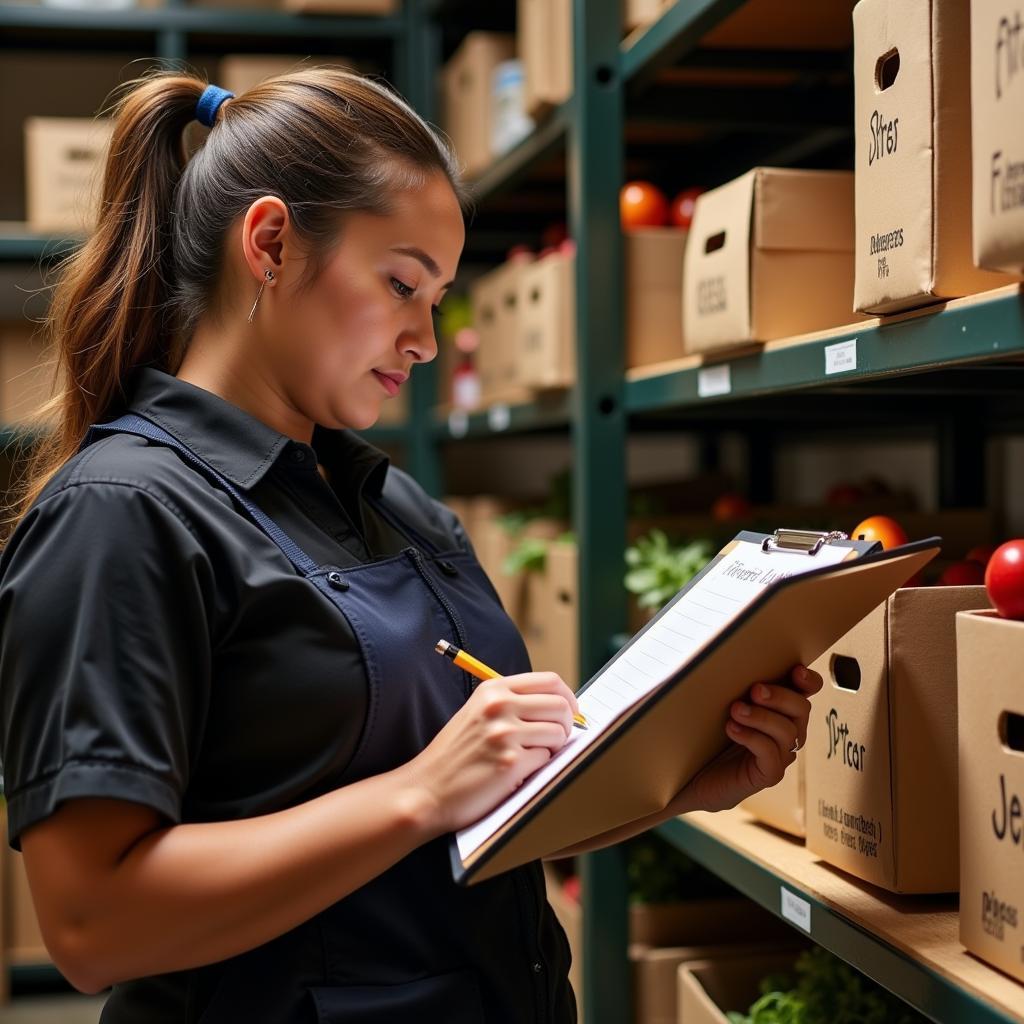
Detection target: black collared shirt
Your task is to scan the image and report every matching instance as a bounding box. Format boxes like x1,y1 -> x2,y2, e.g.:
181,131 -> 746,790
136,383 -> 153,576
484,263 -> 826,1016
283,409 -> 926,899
0,367 -> 470,847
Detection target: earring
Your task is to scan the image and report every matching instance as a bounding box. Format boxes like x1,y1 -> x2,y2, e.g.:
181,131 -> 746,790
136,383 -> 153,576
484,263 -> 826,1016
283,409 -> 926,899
247,269 -> 275,323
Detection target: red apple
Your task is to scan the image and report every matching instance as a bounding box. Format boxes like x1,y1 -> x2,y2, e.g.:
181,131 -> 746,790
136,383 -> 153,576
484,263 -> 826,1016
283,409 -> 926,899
669,186 -> 704,229
985,540 -> 1024,619
937,561 -> 986,587
712,493 -> 752,522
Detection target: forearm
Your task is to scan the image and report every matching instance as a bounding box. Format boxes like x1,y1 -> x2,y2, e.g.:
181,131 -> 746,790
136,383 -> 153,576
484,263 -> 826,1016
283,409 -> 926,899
51,766 -> 436,990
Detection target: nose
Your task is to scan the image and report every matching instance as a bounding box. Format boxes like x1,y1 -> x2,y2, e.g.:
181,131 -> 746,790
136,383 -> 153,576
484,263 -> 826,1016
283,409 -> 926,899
399,309 -> 439,365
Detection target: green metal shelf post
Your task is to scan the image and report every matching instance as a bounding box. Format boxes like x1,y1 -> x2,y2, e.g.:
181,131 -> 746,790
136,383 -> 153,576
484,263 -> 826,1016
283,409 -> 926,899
570,0 -> 630,1020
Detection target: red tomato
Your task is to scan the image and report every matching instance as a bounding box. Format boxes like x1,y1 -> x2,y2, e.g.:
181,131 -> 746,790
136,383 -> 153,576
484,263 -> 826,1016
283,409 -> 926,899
712,493 -> 752,522
985,540 -> 1024,619
620,181 -> 669,229
966,544 -> 998,567
937,561 -> 986,587
669,186 -> 704,229
850,515 -> 908,550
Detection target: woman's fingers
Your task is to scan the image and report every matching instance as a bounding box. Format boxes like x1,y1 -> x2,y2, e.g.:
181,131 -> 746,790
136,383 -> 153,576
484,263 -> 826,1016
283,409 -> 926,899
516,719 -> 573,753
730,700 -> 798,763
790,663 -> 823,696
725,718 -> 787,787
749,682 -> 811,749
505,672 -> 581,717
516,693 -> 575,736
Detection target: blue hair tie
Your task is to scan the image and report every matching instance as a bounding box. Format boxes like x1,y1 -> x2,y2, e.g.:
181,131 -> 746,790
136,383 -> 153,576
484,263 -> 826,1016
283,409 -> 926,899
195,84 -> 234,128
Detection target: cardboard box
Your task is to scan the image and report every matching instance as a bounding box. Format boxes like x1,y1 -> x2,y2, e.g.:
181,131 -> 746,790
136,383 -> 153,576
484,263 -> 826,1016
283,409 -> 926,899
0,323 -> 58,428
544,541 -> 579,689
678,953 -> 803,1024
805,585 -> 989,893
519,0 -> 573,118
441,32 -> 515,179
957,609 -> 1024,983
519,250 -> 576,391
683,168 -> 859,354
472,257 -> 534,406
629,896 -> 793,949
853,0 -> 1018,314
626,229 -> 687,369
741,755 -> 805,838
24,117 -> 113,234
971,0 -> 1024,273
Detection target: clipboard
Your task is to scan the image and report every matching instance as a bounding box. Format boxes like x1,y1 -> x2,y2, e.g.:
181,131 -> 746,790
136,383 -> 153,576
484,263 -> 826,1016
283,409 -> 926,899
451,529 -> 941,885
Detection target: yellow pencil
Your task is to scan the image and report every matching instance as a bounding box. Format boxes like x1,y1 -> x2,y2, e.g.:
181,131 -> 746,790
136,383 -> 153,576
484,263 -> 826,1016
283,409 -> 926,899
434,639 -> 588,730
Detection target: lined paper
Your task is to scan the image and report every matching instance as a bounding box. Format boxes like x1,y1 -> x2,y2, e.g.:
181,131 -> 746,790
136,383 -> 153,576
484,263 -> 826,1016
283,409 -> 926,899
456,539 -> 851,862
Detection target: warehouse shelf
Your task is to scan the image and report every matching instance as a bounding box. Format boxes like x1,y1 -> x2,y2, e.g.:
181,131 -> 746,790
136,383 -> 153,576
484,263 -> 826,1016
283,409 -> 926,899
656,809 -> 1023,1024
467,103 -> 569,206
0,229 -> 82,264
0,3 -> 401,38
625,285 -> 1024,415
433,393 -> 572,440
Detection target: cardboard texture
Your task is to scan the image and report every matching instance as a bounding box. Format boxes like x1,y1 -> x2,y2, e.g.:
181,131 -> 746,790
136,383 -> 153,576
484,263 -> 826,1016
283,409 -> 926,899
853,0 -> 1018,314
469,258 -> 534,406
519,251 -> 576,391
624,0 -> 675,33
441,33 -> 515,179
633,942 -> 795,1024
683,168 -> 860,354
971,0 -> 1024,273
741,755 -> 805,839
25,117 -> 113,234
805,585 -> 989,893
519,0 -> 573,118
543,542 -> 579,689
678,953 -> 804,1024
957,609 -> 1024,983
5,846 -> 47,964
464,542 -> 938,883
0,324 -> 57,427
626,229 -> 687,369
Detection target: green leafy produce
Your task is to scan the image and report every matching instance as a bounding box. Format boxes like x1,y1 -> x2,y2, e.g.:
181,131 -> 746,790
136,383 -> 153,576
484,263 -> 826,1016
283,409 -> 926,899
624,529 -> 714,610
726,947 -> 925,1024
502,536 -> 549,576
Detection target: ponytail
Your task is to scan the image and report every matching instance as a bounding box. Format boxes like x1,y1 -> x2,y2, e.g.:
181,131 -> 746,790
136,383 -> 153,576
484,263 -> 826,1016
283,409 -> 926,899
2,66 -> 466,546
2,75 -> 204,543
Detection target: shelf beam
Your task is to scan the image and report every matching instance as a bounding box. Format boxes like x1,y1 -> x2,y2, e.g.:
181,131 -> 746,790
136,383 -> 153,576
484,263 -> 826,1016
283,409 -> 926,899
0,3 -> 402,38
656,813 -> 1022,1024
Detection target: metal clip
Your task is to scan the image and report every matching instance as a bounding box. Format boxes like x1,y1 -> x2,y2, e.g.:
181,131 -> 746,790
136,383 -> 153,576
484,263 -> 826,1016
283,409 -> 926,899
761,528 -> 849,556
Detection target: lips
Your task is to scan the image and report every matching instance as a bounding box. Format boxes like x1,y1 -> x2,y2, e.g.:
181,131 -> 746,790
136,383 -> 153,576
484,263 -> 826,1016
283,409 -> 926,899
373,370 -> 406,397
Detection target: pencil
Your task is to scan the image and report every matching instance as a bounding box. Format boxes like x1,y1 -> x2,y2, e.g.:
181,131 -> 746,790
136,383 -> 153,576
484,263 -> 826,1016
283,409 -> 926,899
434,639 -> 588,730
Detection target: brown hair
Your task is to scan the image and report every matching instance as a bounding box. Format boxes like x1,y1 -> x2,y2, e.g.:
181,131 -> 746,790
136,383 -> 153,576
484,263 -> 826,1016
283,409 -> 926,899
2,68 -> 468,544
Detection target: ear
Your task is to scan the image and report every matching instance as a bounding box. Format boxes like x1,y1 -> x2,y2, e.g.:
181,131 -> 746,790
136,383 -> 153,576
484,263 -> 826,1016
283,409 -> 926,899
240,196 -> 290,282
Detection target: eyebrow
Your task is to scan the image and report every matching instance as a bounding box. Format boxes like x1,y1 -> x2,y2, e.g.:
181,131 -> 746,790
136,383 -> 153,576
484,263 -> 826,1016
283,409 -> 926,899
391,246 -> 454,290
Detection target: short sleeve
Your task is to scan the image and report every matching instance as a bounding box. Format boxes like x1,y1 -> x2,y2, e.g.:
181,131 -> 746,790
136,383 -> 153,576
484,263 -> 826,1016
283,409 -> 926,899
0,482 -> 215,849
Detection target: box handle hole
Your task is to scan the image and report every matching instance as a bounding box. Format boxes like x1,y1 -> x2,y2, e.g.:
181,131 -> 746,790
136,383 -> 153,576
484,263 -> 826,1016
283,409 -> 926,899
704,231 -> 726,254
831,654 -> 861,692
557,589 -> 572,605
1000,711 -> 1024,753
530,287 -> 541,303
875,48 -> 900,91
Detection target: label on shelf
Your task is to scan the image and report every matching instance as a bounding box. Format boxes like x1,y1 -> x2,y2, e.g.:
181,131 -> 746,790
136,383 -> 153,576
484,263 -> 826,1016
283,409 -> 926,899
697,364 -> 732,398
825,338 -> 858,375
487,404 -> 511,432
780,887 -> 812,932
448,410 -> 469,439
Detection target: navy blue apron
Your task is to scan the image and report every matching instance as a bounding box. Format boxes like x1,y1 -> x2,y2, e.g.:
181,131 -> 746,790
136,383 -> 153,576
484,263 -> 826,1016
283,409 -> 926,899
81,414 -> 575,1024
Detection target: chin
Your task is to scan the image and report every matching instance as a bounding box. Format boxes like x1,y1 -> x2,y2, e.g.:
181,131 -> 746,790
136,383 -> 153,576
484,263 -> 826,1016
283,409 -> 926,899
345,406 -> 382,432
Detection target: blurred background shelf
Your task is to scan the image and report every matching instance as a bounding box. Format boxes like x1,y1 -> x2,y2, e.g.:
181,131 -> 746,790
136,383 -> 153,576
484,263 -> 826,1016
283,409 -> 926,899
657,810 -> 1024,1024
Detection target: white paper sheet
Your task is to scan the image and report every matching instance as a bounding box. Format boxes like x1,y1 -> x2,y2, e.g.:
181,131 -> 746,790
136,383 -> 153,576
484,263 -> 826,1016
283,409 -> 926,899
456,539 -> 852,863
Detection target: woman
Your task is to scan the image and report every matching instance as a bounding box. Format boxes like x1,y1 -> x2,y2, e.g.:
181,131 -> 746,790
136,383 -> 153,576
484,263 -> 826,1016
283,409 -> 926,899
0,71 -> 819,1022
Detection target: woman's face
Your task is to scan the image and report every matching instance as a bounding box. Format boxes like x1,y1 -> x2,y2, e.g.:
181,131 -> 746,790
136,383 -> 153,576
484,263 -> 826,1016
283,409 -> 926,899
268,172 -> 465,432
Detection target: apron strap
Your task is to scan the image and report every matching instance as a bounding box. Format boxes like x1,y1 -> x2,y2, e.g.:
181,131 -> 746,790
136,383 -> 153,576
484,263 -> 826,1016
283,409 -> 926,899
81,413 -> 321,578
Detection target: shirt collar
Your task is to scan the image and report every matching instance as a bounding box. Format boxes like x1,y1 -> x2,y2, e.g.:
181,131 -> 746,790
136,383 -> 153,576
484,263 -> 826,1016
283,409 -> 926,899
126,367 -> 390,496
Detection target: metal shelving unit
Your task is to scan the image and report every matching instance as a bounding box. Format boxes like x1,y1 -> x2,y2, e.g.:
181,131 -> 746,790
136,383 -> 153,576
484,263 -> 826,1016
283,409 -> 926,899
416,2 -> 1024,1023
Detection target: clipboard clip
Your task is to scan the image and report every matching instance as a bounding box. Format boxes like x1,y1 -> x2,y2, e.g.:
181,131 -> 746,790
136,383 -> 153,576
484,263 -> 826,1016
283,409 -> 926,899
761,528 -> 849,556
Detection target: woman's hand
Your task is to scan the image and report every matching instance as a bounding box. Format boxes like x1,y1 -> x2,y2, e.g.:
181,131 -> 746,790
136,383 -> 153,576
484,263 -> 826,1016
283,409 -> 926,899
399,671 -> 580,836
669,664 -> 823,816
